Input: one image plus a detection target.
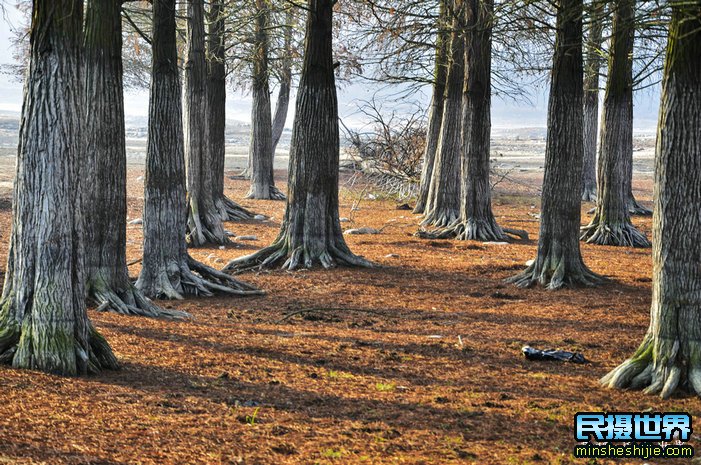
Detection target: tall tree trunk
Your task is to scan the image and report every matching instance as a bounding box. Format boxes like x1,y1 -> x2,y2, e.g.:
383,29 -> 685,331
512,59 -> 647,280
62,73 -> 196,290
184,0 -> 230,245
247,0 -> 285,200
208,1 -> 256,221
581,0 -> 605,202
508,0 -> 604,289
414,0 -> 450,215
271,5 -> 294,155
580,0 -> 650,247
136,0 -> 262,299
83,0 -> 186,319
420,0 -> 526,241
0,0 -> 118,375
601,1 -> 701,399
224,0 -> 373,272
421,1 -> 464,229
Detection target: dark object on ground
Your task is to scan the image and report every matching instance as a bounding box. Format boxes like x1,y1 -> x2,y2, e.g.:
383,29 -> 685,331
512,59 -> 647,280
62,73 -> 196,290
522,346 -> 586,363
396,203 -> 413,210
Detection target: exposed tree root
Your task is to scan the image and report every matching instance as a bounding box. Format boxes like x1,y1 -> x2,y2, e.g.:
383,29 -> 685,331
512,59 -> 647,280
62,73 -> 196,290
601,334 -> 700,399
89,277 -> 190,319
580,220 -> 650,247
628,196 -> 653,216
224,238 -> 374,273
186,198 -> 230,247
0,306 -> 119,375
420,208 -> 460,229
416,218 -> 528,242
581,186 -> 597,202
137,256 -> 263,300
214,195 -> 255,221
507,249 -> 606,290
245,185 -> 286,201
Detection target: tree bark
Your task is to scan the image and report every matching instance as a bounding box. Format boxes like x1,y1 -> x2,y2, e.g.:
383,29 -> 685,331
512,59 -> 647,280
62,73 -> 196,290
581,0 -> 604,202
0,0 -> 118,375
580,0 -> 650,248
83,0 -> 187,319
247,0 -> 285,200
136,0 -> 262,299
271,5 -> 294,156
601,1 -> 701,399
414,0 -> 450,215
224,0 -> 373,272
421,1 -> 464,229
184,0 -> 230,245
508,0 -> 604,289
208,1 -> 256,221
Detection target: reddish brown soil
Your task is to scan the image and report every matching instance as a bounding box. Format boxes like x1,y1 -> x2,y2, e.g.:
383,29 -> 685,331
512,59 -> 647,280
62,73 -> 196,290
0,170 -> 697,465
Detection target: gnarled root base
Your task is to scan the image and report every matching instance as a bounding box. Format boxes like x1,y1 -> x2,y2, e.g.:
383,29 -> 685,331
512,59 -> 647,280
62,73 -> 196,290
224,239 -> 374,273
420,208 -> 460,229
580,221 -> 651,248
507,252 -> 606,290
214,195 -> 255,221
187,200 -> 231,247
137,256 -> 263,300
89,278 -> 190,319
416,218 -> 529,242
245,185 -> 286,201
0,309 -> 118,375
628,197 -> 653,216
582,186 -> 597,202
601,335 -> 701,399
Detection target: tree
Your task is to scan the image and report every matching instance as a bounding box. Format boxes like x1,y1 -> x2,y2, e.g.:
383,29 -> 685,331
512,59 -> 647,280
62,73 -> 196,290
414,0 -> 450,215
601,0 -> 701,398
271,5 -> 295,156
224,0 -> 373,272
581,0 -> 605,202
0,0 -> 118,375
508,0 -> 604,289
420,1 -> 464,229
184,0 -> 230,246
247,0 -> 286,200
580,0 -> 650,248
208,0 -> 257,221
83,0 -> 187,319
136,0 -> 261,299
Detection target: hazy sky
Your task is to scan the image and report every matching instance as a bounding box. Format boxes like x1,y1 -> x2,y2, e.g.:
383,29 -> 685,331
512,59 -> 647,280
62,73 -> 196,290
0,1 -> 661,132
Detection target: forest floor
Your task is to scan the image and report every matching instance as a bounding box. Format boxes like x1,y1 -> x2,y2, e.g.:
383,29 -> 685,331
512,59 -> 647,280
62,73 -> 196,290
0,168 -> 698,465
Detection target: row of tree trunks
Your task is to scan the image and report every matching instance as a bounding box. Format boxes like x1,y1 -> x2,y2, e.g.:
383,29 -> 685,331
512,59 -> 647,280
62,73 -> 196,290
581,0 -> 605,202
247,0 -> 285,200
0,0 -> 118,375
83,0 -> 186,319
413,0 -> 450,215
225,0 -> 372,272
421,1 -> 465,229
136,0 -> 261,299
580,0 -> 650,248
508,0 -> 604,289
208,1 -> 255,221
602,0 -> 701,398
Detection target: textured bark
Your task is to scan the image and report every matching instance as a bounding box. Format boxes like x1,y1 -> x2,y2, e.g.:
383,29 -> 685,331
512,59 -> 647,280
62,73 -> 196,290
247,0 -> 285,200
208,1 -> 255,221
0,0 -> 118,375
508,0 -> 604,289
421,2 -> 464,229
137,0 -> 261,300
414,0 -> 450,215
580,0 -> 650,248
271,6 -> 294,156
184,0 -> 229,246
224,0 -> 373,272
421,0 -> 525,241
601,2 -> 701,398
581,1 -> 604,202
83,0 -> 187,319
